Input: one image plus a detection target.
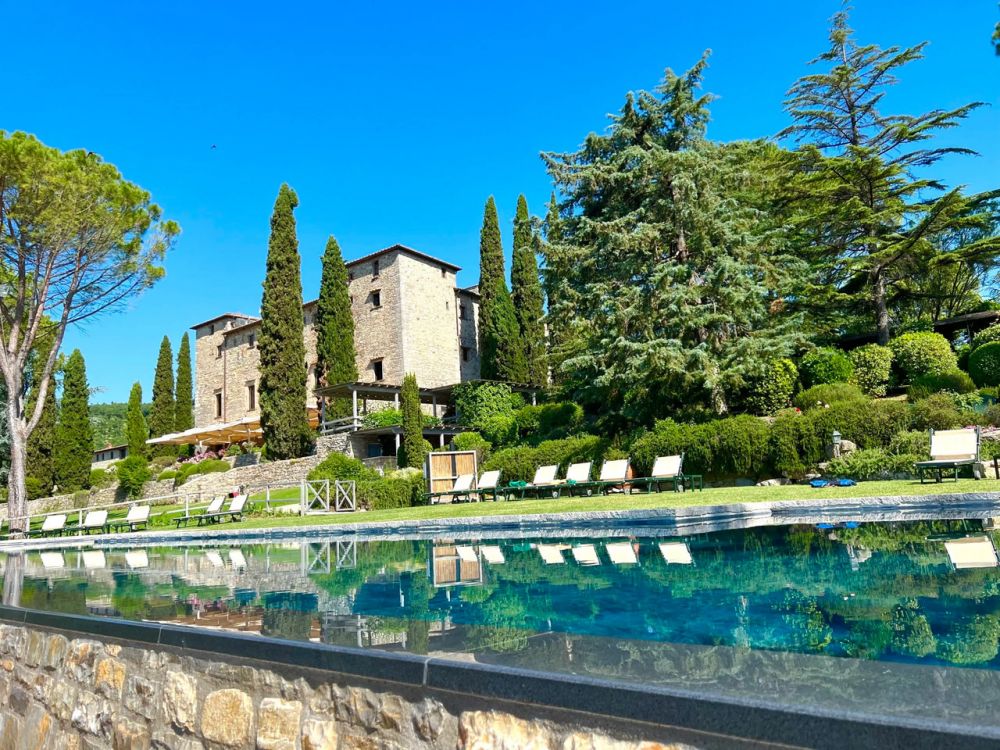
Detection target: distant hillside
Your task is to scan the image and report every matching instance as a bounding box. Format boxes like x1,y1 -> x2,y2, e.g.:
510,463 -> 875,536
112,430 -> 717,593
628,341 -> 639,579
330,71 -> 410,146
90,402 -> 151,452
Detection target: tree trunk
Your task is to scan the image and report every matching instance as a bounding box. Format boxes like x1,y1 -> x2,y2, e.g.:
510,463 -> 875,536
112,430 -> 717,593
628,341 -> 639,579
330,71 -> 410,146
2,552 -> 23,607
873,271 -> 891,346
6,393 -> 28,536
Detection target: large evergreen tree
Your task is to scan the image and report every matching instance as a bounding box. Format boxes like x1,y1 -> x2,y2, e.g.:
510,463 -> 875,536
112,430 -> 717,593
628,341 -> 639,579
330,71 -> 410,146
510,195 -> 547,386
397,373 -> 425,469
781,12 -> 1000,344
259,184 -> 313,459
148,335 -> 175,455
174,333 -> 194,433
125,382 -> 149,460
315,235 -> 358,417
542,192 -> 566,381
25,373 -> 56,499
54,350 -> 93,491
542,55 -> 802,426
478,197 -> 528,382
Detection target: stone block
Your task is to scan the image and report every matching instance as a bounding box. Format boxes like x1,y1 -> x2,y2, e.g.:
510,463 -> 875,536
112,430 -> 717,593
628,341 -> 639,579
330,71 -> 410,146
123,675 -> 157,720
300,720 -> 337,750
66,640 -> 101,682
112,719 -> 150,750
71,690 -> 112,737
23,630 -> 46,667
0,713 -> 22,750
200,689 -> 253,748
44,678 -> 78,721
42,635 -> 69,671
412,699 -> 449,742
20,704 -> 54,750
256,698 -> 302,750
8,687 -> 29,716
164,671 -> 198,733
458,710 -> 553,750
94,657 -> 126,698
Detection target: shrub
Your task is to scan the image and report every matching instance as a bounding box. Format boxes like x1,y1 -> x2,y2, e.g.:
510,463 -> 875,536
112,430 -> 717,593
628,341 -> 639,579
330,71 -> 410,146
985,403 -> 1000,428
89,468 -> 113,489
176,459 -> 230,485
25,477 -> 46,501
515,402 -> 585,442
480,413 -> 518,448
799,348 -> 854,388
910,393 -> 966,431
969,342 -> 1000,387
889,332 -> 957,383
150,455 -> 176,471
308,453 -> 379,483
631,416 -> 772,479
888,430 -> 930,457
714,415 -> 771,477
972,323 -> 1000,351
743,359 -> 798,415
849,344 -> 893,397
452,432 -> 492,463
793,383 -> 866,411
361,407 -> 440,429
484,435 -> 608,483
804,398 -> 911,450
157,470 -> 179,481
356,474 -> 426,511
453,382 -> 516,429
116,455 -> 151,499
768,410 -> 819,480
826,449 -> 920,480
909,369 -> 977,400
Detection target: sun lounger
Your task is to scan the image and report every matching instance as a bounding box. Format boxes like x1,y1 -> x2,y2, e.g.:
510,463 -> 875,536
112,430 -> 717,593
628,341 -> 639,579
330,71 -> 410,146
125,549 -> 149,569
916,428 -> 981,482
509,465 -> 562,499
480,545 -> 505,565
635,455 -> 702,492
175,497 -> 225,528
659,542 -> 693,565
111,505 -> 150,533
40,552 -> 65,570
595,459 -> 630,494
606,541 -> 638,565
425,474 -> 475,504
571,544 -> 600,566
66,509 -> 110,535
82,550 -> 106,569
475,470 -> 502,502
456,545 -> 478,563
945,536 -> 998,569
229,549 -> 248,569
205,550 -> 225,568
561,462 -> 594,496
537,544 -> 566,565
30,514 -> 67,537
196,495 -> 248,525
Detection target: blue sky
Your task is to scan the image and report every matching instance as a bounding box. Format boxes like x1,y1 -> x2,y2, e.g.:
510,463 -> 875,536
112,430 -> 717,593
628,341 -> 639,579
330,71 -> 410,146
5,1 -> 999,402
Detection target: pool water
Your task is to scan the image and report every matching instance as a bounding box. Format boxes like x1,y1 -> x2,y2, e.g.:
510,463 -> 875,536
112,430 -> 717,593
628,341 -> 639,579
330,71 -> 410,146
6,514 -> 1000,727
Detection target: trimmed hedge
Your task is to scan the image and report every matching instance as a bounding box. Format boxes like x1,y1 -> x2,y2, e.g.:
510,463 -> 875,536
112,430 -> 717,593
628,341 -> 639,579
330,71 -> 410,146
850,344 -> 893,397
800,348 -> 854,388
743,359 -> 798,415
116,455 -> 151,498
308,453 -> 379,482
484,435 -> 609,483
889,332 -> 957,383
793,383 -> 866,411
826,449 -> 921,480
909,393 -> 966,431
451,431 -> 492,463
177,459 -> 230,484
969,342 -> 1000,387
909,369 -> 977,400
514,402 -> 585,442
356,475 -> 426,511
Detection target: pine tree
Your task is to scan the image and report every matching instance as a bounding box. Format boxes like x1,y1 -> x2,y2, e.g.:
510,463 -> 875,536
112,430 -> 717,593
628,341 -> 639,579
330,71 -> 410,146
477,197 -> 528,382
25,373 -> 56,499
148,335 -> 175,456
125,382 -> 149,460
55,350 -> 93,491
397,373 -> 425,469
315,235 -> 358,418
174,333 -> 194,433
510,195 -> 547,386
259,184 -> 313,459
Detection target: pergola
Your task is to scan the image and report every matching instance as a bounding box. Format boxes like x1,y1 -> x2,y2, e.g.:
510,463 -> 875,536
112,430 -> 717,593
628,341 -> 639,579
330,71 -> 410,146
147,410 -> 320,448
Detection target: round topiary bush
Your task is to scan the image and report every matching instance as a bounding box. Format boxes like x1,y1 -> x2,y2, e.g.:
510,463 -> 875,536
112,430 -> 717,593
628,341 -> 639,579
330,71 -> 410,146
116,455 -> 151,499
799,347 -> 854,388
969,342 -> 1000,387
889,332 -> 957,383
308,453 -> 378,482
971,323 -> 1000,351
909,369 -> 977,400
849,344 -> 893,396
793,383 -> 866,411
743,359 -> 798,415
910,393 -> 965,431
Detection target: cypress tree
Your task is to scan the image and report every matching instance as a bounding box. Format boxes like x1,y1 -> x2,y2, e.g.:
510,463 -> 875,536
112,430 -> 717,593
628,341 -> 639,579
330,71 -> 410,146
25,373 -> 56,499
397,373 -> 425,469
174,332 -> 194,433
125,382 -> 149,460
315,235 -> 358,417
477,197 -> 528,382
55,350 -> 93,491
542,193 -> 566,380
510,195 -> 547,386
259,184 -> 313,459
149,335 -> 175,456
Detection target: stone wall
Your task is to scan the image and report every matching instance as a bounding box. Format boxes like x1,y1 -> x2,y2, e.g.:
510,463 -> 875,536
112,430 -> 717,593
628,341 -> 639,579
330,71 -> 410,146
349,250 -> 404,385
457,289 -> 480,382
0,480 -> 178,523
397,253 -> 462,388
0,621 -> 700,750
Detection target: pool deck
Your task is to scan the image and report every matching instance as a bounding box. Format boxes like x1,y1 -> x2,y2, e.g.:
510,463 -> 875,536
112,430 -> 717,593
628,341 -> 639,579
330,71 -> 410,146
3,489 -> 1000,551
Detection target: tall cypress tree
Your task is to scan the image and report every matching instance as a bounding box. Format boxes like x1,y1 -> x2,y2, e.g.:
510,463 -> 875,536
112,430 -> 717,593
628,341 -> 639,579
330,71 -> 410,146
542,192 -> 565,380
149,335 -> 175,456
174,333 -> 194,433
510,195 -> 547,386
125,382 -> 149,460
315,235 -> 358,417
25,373 -> 56,499
478,197 -> 528,382
259,184 -> 313,459
397,373 -> 425,469
55,350 -> 93,491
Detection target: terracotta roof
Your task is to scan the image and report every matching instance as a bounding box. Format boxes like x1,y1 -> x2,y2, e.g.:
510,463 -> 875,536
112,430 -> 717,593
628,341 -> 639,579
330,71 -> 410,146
190,312 -> 257,330
346,244 -> 461,272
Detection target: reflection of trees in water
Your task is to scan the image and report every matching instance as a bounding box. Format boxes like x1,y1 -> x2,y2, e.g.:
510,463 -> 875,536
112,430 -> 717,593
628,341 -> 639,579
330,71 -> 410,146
261,592 -> 317,641
20,578 -> 88,615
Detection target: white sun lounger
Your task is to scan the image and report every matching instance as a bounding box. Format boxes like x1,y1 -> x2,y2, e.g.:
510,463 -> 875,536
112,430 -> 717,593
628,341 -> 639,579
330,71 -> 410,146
35,514 -> 67,537
205,550 -> 225,568
659,542 -> 693,565
125,549 -> 149,569
597,459 -> 630,494
229,549 -> 248,569
456,545 -> 478,564
537,544 -> 566,565
475,470 -> 501,501
40,552 -> 65,570
945,536 -> 998,569
479,545 -> 505,565
916,428 -> 981,482
606,542 -> 638,565
113,505 -> 150,532
571,544 -> 600,566
82,550 -> 106,569
427,474 -> 475,504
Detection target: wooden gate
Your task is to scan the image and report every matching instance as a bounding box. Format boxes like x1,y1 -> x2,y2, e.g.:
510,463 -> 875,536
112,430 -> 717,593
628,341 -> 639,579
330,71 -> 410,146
426,450 -> 478,503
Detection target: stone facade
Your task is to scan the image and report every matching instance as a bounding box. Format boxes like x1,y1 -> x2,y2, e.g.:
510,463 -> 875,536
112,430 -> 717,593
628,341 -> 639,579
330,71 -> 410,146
192,246 -> 481,428
0,622 -> 700,749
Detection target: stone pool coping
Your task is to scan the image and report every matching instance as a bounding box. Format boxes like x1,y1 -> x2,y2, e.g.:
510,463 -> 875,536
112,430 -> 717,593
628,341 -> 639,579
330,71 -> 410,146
0,604 -> 997,749
2,489 -> 1000,551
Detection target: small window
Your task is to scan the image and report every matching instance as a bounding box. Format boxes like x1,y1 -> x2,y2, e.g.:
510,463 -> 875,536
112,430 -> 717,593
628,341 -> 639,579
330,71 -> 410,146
215,392 -> 223,418
372,259 -> 380,278
209,324 -> 215,334
445,299 -> 449,310
247,382 -> 256,411
217,344 -> 223,358
248,334 -> 256,348
441,267 -> 446,278
348,271 -> 354,281
460,304 -> 468,320
371,290 -> 381,308
462,346 -> 471,363
372,359 -> 384,381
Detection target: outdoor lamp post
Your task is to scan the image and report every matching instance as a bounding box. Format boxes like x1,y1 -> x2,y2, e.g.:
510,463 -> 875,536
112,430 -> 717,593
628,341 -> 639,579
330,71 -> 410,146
832,429 -> 842,459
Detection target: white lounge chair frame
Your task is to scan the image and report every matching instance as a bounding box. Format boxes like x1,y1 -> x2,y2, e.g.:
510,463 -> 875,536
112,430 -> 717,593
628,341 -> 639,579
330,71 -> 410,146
916,427 -> 981,482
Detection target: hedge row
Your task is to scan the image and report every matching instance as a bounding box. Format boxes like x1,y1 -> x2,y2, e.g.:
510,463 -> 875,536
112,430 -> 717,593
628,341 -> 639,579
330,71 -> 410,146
483,435 -> 609,483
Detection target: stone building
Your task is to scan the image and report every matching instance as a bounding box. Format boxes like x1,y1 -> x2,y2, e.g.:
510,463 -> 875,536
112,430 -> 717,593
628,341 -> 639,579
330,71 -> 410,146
191,245 -> 480,428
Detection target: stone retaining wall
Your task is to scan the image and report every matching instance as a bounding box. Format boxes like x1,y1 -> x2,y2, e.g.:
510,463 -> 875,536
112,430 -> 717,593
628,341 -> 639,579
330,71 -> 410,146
0,621 -> 696,750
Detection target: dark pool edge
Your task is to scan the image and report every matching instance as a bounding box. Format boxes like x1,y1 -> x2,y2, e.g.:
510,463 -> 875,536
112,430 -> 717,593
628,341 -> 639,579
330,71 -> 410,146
1,604 -> 998,750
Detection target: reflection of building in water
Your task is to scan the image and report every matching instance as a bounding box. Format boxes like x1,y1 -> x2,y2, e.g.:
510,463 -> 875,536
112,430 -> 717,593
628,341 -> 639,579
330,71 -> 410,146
846,545 -> 872,571
430,545 -> 483,587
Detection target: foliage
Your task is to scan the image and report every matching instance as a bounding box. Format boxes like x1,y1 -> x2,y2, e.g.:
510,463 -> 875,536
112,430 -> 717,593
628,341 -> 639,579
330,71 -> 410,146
55,350 -> 93,492
157,470 -> 178,481
826,449 -> 920,480
361,408 -> 440,429
453,382 -> 517,429
799,348 -> 854,388
769,409 -> 818,479
397,374 -> 426,470
984,403 -> 1000,428
484,435 -> 609,483
479,413 -> 518,449
478,196 -> 528,382
24,477 -> 46,501
89,468 -> 113,489
849,345 -> 894,397
793,383 -> 866,411
889,332 -> 957,383
307,453 -> 379,483
511,195 -> 547,385
148,335 -> 175,455
89,401 -> 150,452
356,475 -> 426,511
176,459 -> 230,484
971,323 -> 1000,351
542,57 -> 803,426
969,342 -> 1000,387
743,359 -> 798,415
452,432 -> 492,464
174,332 -> 194,435
315,235 -> 357,417
514,401 -> 585,442
258,184 -> 313,459
116,455 -> 151,498
888,430 -> 930,457
125,382 -> 149,460
909,393 -> 967,431
25,373 -> 56,499
908,369 -> 977,400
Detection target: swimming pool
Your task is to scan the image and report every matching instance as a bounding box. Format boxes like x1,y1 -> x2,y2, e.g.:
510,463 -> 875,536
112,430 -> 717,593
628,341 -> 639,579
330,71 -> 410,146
5,513 -> 1000,730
